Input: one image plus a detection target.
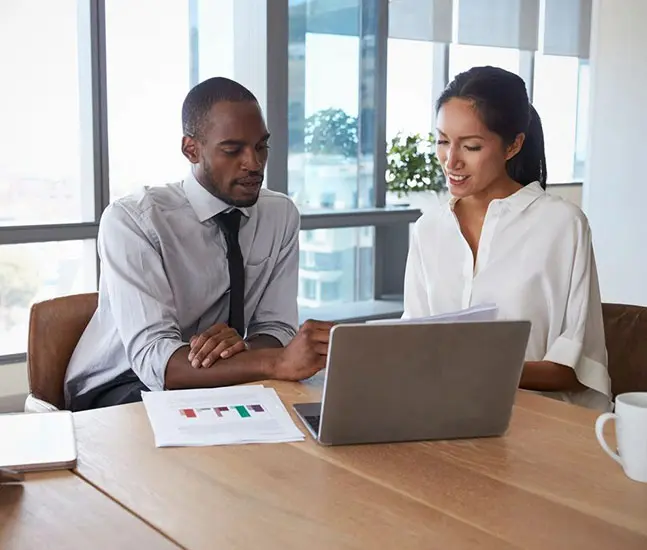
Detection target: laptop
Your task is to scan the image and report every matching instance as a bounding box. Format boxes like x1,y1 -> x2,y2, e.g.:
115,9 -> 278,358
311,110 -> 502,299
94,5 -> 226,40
293,320 -> 531,446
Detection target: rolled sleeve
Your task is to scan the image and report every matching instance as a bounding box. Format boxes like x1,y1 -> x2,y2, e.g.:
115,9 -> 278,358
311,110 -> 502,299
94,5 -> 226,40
543,335 -> 582,367
98,203 -> 187,391
245,200 -> 299,346
544,335 -> 610,401
543,218 -> 611,407
246,321 -> 295,347
141,339 -> 188,391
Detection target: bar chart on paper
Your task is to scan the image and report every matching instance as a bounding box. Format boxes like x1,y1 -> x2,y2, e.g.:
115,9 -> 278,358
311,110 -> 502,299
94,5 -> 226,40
179,404 -> 267,419
142,385 -> 305,447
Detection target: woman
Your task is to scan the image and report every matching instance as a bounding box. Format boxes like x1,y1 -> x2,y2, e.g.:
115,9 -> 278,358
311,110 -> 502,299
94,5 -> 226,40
403,66 -> 611,410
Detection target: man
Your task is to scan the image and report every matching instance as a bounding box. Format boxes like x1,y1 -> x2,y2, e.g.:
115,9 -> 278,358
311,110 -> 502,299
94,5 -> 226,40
64,77 -> 333,411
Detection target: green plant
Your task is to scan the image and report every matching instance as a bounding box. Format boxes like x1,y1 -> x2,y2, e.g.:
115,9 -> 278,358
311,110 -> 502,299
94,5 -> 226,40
386,132 -> 445,197
304,108 -> 358,158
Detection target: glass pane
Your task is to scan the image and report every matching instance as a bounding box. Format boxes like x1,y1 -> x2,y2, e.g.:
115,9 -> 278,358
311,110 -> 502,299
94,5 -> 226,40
0,0 -> 94,226
298,227 -> 375,307
288,0 -> 376,210
106,0 -> 191,200
386,39 -> 434,141
532,54 -> 581,183
448,44 -> 520,80
0,241 -> 97,356
386,38 -> 435,208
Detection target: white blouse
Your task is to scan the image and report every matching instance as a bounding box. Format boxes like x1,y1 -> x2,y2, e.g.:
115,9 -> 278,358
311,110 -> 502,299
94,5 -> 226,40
403,182 -> 612,411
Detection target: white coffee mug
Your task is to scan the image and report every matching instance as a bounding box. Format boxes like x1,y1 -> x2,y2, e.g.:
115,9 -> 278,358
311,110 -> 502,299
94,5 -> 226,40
595,392 -> 647,483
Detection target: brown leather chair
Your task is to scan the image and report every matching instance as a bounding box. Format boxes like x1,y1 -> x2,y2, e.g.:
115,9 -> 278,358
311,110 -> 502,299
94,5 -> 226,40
602,303 -> 647,398
27,293 -> 98,410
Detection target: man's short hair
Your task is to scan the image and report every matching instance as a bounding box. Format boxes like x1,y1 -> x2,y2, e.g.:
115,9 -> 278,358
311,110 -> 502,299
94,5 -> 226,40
181,77 -> 257,141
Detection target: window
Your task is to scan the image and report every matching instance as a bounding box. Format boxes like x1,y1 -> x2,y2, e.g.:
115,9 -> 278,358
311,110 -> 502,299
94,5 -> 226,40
533,54 -> 588,183
312,251 -> 343,271
288,0 -> 375,211
0,0 -> 93,226
287,0 -> 389,315
320,281 -> 341,302
448,44 -> 521,81
105,0 -> 192,201
386,38 -> 434,141
298,227 -> 375,307
0,241 -> 96,356
386,38 -> 437,208
302,279 -> 318,302
0,2 -> 98,360
0,0 -> 431,362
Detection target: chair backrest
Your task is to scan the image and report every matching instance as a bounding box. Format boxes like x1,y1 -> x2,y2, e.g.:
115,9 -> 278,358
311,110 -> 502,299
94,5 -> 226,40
602,302 -> 647,398
27,293 -> 98,410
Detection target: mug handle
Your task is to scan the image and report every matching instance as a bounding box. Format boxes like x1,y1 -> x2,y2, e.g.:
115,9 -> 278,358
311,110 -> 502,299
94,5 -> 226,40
595,412 -> 622,465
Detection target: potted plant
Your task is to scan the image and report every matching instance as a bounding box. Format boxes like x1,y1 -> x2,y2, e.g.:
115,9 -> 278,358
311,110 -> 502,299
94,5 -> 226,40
386,132 -> 447,212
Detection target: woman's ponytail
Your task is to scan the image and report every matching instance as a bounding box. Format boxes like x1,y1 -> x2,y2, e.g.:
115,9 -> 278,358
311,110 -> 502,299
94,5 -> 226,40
506,105 -> 547,189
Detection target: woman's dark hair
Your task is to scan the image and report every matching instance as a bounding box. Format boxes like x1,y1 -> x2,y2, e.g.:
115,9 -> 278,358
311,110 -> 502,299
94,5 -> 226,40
436,66 -> 547,189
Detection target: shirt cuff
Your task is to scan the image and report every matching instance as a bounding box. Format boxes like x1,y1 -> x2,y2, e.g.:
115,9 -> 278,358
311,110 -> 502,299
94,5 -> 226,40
543,335 -> 611,400
136,339 -> 189,391
543,335 -> 582,367
246,322 -> 296,348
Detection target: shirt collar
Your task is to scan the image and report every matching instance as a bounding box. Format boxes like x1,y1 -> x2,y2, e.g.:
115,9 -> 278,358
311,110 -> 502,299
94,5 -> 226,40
183,171 -> 249,223
449,181 -> 544,213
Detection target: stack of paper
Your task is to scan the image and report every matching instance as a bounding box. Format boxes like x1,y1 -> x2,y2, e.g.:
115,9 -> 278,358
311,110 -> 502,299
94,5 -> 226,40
367,303 -> 499,325
142,385 -> 305,447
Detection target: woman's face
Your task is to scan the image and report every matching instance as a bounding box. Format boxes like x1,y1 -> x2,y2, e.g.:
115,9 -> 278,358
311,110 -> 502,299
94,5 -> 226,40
436,98 -> 522,199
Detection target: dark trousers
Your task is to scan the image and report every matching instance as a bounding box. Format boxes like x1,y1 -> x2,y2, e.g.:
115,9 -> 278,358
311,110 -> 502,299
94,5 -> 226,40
70,369 -> 150,412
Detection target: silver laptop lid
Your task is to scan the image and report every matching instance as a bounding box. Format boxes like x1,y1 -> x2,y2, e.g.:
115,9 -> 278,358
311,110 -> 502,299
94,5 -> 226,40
315,320 -> 531,445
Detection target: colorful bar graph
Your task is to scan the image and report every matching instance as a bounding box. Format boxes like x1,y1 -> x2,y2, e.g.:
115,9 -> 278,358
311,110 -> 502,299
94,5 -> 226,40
181,405 -> 264,419
234,405 -> 251,418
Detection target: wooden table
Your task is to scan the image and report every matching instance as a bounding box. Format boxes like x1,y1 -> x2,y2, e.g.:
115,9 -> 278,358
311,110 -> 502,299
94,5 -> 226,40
73,375 -> 647,550
0,470 -> 178,550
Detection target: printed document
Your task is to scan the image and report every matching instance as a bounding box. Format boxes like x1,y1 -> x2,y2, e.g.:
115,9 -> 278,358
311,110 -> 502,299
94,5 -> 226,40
142,385 -> 305,447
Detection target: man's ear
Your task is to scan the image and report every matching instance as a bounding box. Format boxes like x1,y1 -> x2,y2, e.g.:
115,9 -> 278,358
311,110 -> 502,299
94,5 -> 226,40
181,136 -> 200,164
505,133 -> 525,161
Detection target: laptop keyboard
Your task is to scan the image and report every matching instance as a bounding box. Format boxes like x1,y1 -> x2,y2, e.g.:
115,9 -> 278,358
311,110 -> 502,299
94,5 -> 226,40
304,414 -> 321,434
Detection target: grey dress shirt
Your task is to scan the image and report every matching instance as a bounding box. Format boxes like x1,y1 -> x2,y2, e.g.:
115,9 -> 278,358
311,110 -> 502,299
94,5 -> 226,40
64,172 -> 300,406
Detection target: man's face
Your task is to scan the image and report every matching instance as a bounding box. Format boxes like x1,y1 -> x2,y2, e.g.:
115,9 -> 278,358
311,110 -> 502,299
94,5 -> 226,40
182,101 -> 270,207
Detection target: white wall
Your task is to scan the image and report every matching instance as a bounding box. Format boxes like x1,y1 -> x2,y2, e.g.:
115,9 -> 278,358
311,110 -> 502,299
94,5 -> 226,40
548,184 -> 582,206
583,0 -> 647,306
0,362 -> 28,398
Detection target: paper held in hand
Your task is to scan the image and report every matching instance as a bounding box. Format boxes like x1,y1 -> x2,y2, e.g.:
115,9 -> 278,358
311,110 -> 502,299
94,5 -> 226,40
367,303 -> 499,325
142,385 -> 305,447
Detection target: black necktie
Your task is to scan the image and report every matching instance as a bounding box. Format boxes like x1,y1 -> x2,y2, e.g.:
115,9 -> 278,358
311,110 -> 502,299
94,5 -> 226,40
215,210 -> 245,336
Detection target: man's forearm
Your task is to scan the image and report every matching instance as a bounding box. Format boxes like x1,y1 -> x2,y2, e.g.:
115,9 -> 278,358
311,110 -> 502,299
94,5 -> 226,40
245,333 -> 284,350
164,346 -> 282,390
520,361 -> 585,392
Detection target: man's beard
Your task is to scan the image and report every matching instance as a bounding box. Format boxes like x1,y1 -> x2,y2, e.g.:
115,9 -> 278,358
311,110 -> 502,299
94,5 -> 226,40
201,163 -> 261,208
